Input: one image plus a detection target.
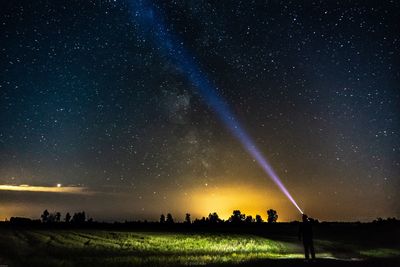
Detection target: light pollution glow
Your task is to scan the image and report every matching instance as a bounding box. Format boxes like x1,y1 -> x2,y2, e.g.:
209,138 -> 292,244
185,184 -> 296,222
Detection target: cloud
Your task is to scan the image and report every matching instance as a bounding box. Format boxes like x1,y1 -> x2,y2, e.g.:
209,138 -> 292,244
0,184 -> 88,194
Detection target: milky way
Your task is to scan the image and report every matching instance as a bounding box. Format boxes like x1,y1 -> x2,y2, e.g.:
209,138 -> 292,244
0,0 -> 399,221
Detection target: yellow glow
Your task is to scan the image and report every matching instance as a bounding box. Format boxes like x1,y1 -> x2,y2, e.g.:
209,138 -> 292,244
0,184 -> 87,194
188,184 -> 297,221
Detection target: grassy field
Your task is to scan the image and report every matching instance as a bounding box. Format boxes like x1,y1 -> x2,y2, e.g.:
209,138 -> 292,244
0,226 -> 399,266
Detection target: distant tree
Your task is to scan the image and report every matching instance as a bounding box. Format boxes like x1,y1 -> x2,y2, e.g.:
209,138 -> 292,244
166,213 -> 174,224
255,214 -> 263,223
41,209 -> 49,223
72,211 -> 86,224
47,213 -> 56,223
10,217 -> 32,225
267,209 -> 278,223
185,213 -> 191,224
160,214 -> 165,224
373,217 -> 398,224
193,216 -> 207,225
312,218 -> 319,224
72,213 -> 78,223
55,212 -> 61,222
208,212 -> 221,224
229,210 -> 245,224
245,215 -> 254,223
65,212 -> 71,223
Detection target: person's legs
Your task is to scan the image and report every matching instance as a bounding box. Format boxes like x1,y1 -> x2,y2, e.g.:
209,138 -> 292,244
310,240 -> 316,259
303,241 -> 310,259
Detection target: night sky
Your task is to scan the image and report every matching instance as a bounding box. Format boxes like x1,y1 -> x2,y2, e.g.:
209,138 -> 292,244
0,0 -> 399,222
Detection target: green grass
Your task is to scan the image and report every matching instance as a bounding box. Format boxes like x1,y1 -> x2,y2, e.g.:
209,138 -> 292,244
360,248 -> 400,258
0,228 -> 398,266
0,230 -> 304,266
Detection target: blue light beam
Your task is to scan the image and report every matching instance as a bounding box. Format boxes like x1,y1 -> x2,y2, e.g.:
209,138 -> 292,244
129,1 -> 303,214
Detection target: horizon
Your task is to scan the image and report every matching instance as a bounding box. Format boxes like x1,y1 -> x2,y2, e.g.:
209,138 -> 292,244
3,207 -> 397,224
0,183 -> 396,223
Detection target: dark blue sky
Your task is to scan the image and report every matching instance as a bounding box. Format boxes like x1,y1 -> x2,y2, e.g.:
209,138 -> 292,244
0,0 -> 399,221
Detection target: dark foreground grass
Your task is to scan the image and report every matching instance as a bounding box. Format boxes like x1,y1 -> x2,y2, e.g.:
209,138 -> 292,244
0,228 -> 399,267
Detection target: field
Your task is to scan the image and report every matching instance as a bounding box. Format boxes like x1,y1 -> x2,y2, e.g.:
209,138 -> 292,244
0,223 -> 399,267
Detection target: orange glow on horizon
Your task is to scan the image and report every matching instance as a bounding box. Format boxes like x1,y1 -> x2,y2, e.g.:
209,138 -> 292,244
188,184 -> 297,221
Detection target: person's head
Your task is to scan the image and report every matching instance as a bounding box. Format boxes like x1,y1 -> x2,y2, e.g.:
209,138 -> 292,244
302,214 -> 308,222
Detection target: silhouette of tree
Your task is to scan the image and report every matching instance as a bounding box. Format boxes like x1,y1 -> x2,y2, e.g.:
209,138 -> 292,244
267,209 -> 278,223
229,210 -> 245,223
48,213 -> 56,223
185,213 -> 191,224
65,212 -> 71,223
255,214 -> 263,223
160,214 -> 165,224
10,217 -> 32,224
166,213 -> 174,224
193,216 -> 207,225
41,209 -> 49,223
55,212 -> 61,222
245,215 -> 254,223
72,211 -> 86,224
72,213 -> 78,223
208,212 -> 221,224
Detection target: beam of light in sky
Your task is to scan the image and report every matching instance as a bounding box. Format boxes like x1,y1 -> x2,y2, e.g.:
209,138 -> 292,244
129,1 -> 303,214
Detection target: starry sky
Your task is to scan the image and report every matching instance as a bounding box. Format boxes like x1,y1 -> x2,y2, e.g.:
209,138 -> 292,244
0,0 -> 399,222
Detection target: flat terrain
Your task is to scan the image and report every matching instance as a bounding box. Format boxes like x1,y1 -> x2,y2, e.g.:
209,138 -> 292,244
0,223 -> 399,266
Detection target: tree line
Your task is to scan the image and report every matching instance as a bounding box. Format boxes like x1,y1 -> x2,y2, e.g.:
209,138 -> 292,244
40,209 -> 93,224
159,209 -> 279,224
32,209 -> 277,224
7,209 -> 278,225
6,210 -> 399,225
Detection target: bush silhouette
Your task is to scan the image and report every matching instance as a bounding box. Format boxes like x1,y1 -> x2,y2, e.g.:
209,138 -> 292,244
166,213 -> 174,224
229,210 -> 245,224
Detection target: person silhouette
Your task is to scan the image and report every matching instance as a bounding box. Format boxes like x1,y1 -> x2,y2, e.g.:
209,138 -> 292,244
299,214 -> 316,260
